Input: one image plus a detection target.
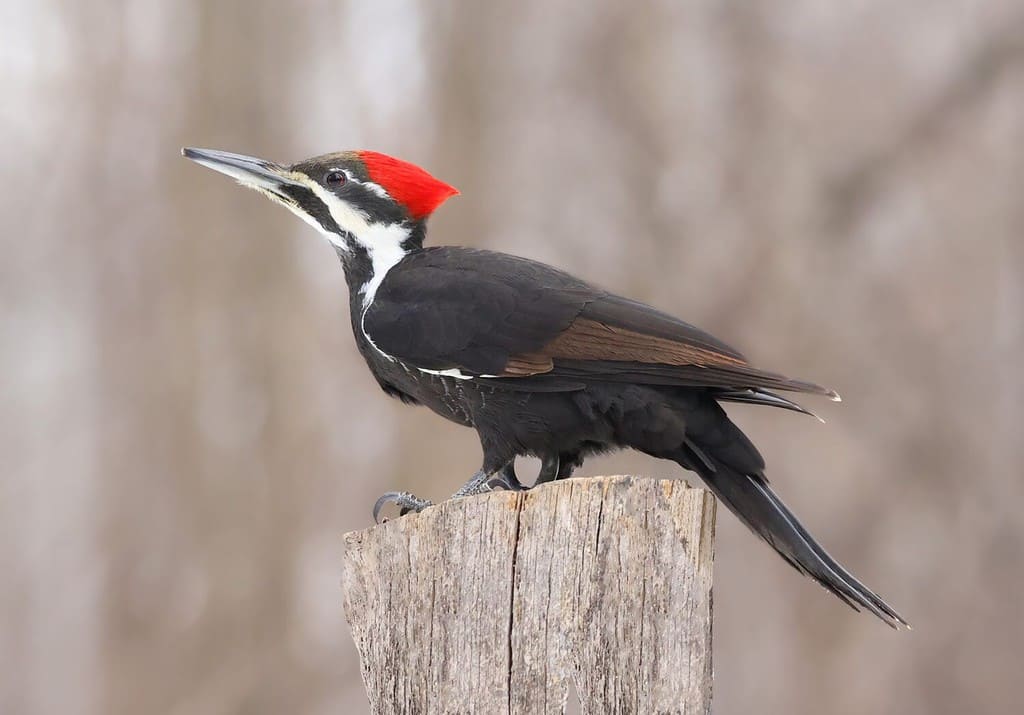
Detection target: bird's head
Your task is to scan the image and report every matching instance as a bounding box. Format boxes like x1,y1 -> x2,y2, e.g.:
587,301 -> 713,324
182,147 -> 458,256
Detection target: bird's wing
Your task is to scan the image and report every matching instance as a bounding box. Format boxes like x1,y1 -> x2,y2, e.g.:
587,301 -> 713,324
364,248 -> 837,398
362,248 -> 596,376
520,293 -> 839,397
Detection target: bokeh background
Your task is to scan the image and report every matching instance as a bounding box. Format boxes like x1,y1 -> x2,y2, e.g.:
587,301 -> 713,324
3,1 -> 1023,713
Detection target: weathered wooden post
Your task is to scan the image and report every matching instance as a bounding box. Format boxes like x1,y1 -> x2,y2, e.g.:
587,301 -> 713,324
341,475 -> 716,714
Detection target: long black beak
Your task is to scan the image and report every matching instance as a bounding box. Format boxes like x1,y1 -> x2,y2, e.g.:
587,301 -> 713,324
181,147 -> 305,194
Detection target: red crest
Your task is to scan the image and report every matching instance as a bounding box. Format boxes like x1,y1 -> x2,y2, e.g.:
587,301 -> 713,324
357,151 -> 459,220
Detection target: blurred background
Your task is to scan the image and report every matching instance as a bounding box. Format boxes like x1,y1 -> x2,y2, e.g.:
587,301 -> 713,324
3,1 -> 1022,713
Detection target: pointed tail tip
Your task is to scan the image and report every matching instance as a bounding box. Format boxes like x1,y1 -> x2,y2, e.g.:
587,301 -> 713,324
834,585 -> 909,630
828,389 -> 842,402
886,616 -> 913,631
891,611 -> 912,630
872,602 -> 911,630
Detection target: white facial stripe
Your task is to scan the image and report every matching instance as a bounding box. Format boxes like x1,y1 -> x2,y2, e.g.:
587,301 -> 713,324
223,166 -> 350,252
251,171 -> 437,377
251,186 -> 347,248
362,180 -> 390,199
232,166 -> 502,385
283,174 -> 415,371
327,168 -> 389,200
305,180 -> 372,234
302,180 -> 411,308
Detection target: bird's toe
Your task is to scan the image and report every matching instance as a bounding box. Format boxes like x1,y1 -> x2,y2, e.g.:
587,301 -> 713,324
372,491 -> 434,523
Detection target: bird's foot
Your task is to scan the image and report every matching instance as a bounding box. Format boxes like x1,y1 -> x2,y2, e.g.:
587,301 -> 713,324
373,467 -> 523,524
487,473 -> 528,491
451,469 -> 492,498
487,462 -> 528,492
534,454 -> 561,486
372,491 -> 434,523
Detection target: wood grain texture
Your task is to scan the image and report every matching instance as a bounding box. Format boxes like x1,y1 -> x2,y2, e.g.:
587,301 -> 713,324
342,476 -> 716,715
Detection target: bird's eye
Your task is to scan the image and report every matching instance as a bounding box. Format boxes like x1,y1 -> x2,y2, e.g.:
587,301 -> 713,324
324,170 -> 347,186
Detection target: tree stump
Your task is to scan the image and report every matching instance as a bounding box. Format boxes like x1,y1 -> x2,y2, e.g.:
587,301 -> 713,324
341,475 -> 716,714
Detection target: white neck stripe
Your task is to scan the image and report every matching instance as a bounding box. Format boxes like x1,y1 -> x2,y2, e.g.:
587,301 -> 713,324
301,181 -> 411,308
245,171 -> 422,368
292,176 -> 414,367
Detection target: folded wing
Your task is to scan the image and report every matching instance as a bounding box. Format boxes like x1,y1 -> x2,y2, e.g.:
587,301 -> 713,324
364,247 -> 838,399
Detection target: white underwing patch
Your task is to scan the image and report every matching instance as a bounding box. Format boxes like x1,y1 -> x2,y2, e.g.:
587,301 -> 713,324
417,367 -> 475,380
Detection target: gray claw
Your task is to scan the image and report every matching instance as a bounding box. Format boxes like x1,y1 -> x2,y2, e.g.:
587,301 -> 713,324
487,473 -> 527,492
535,455 -> 560,486
487,463 -> 527,492
373,491 -> 434,524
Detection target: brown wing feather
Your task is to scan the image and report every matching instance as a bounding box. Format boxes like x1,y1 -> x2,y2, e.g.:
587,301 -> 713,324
501,354 -> 554,376
503,313 -> 838,399
502,315 -> 750,378
540,318 -> 748,367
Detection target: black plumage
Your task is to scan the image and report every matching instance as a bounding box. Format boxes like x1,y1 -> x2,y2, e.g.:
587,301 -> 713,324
361,247 -> 905,627
183,147 -> 908,628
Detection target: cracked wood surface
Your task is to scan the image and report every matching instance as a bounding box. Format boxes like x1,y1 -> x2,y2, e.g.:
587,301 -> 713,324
341,476 -> 716,715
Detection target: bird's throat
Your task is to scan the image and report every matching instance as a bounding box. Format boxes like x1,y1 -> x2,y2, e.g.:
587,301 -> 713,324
331,223 -> 415,314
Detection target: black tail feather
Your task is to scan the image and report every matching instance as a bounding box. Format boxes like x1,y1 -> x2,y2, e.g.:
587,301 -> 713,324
683,447 -> 909,628
715,388 -> 824,422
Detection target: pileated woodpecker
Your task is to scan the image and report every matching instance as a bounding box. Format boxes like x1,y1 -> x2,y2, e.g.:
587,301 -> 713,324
183,147 -> 907,627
